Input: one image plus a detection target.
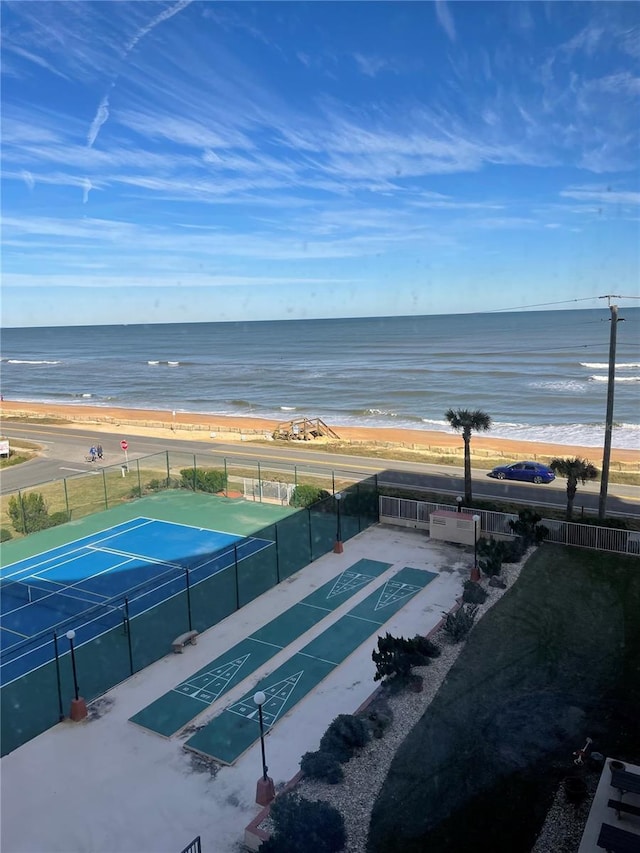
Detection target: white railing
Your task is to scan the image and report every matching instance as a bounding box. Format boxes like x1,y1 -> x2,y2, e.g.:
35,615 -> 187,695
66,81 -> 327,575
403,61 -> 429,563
379,496 -> 640,557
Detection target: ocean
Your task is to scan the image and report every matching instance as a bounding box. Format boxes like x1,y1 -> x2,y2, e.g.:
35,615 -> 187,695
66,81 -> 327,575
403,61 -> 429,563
1,308 -> 639,450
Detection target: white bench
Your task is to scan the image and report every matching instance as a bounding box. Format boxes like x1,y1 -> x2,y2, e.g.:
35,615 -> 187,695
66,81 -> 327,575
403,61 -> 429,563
172,630 -> 198,653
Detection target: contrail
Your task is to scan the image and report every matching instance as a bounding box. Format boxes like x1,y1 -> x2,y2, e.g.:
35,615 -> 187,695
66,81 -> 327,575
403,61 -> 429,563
87,92 -> 111,148
87,0 -> 193,149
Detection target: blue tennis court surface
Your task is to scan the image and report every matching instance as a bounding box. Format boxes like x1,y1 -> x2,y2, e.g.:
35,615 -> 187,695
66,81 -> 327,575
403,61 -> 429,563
0,517 -> 272,686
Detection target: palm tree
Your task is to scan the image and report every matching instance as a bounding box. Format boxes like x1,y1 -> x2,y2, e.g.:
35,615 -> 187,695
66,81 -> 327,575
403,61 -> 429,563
550,457 -> 598,520
445,408 -> 492,505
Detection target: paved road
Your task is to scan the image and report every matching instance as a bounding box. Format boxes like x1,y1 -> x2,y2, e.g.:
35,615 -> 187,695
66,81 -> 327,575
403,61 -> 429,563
2,422 -> 639,519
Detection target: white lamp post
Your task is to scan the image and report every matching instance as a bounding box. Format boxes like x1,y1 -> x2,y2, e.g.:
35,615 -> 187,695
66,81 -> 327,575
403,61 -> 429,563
254,691 -> 275,805
66,629 -> 87,721
333,492 -> 344,553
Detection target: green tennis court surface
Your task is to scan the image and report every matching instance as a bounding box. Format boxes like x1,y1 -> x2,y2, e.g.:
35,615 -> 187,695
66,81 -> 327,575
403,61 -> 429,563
129,559 -> 392,736
184,566 -> 436,764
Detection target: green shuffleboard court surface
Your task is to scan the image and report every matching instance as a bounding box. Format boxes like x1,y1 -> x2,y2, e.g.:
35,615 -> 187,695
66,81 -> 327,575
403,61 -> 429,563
129,559 -> 392,736
184,566 -> 437,764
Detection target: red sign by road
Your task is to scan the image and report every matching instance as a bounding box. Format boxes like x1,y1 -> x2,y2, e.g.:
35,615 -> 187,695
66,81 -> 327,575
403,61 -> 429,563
120,440 -> 128,451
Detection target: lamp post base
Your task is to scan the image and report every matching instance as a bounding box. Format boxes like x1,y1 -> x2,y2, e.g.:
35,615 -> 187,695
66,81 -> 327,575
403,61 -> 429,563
69,697 -> 88,721
470,565 -> 481,583
256,775 -> 275,806
333,541 -> 343,554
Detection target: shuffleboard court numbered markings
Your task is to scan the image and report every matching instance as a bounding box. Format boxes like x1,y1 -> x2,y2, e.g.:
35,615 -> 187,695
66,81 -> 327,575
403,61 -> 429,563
374,579 -> 423,611
227,671 -> 303,728
326,569 -> 375,600
173,655 -> 251,705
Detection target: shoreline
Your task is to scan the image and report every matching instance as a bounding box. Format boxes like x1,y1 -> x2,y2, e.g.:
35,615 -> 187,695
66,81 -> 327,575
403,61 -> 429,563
1,400 -> 638,466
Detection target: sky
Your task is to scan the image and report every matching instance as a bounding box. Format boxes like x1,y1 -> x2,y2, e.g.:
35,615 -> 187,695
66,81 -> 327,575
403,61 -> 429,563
1,0 -> 639,328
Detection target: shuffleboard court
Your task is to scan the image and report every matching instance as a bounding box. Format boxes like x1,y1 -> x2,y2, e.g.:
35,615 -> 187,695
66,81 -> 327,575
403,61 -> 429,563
129,558 -> 392,736
184,566 -> 436,764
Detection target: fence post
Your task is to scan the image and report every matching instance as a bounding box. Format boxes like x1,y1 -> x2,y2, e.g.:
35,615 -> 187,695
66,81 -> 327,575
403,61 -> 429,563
257,462 -> 262,502
234,544 -> 240,609
63,478 -> 70,521
18,490 -> 27,534
124,598 -> 134,675
185,570 -> 193,632
136,459 -> 142,495
224,458 -> 228,498
166,450 -> 170,487
53,631 -> 65,721
274,524 -> 280,584
102,469 -> 108,509
308,508 -> 313,560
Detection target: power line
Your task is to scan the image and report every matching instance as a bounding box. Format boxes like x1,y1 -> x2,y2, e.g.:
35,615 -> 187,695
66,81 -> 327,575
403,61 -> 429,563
490,297 -> 600,313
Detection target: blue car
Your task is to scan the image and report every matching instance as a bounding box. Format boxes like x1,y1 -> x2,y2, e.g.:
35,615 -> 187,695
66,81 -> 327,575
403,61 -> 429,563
488,461 -> 555,485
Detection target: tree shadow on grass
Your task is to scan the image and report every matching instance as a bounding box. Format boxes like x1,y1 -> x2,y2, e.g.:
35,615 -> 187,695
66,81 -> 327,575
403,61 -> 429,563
368,547 -> 639,853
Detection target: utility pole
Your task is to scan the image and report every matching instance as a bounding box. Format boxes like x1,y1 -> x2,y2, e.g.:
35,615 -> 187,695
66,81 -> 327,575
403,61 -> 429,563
598,297 -> 624,520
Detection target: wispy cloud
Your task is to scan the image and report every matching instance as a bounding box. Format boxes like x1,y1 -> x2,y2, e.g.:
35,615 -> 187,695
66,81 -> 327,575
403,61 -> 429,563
21,170 -> 35,191
353,53 -> 392,77
87,0 -> 193,148
560,186 -> 640,206
1,0 -> 638,323
434,1 -> 456,42
3,43 -> 69,79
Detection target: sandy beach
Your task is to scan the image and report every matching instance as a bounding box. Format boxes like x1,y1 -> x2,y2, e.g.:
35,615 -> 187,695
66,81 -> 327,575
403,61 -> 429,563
1,400 -> 637,468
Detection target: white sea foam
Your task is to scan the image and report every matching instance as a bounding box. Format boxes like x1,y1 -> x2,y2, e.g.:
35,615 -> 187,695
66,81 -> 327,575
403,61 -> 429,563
590,374 -> 639,383
147,361 -> 159,365
528,380 -> 587,393
581,362 -> 640,369
6,359 -> 60,365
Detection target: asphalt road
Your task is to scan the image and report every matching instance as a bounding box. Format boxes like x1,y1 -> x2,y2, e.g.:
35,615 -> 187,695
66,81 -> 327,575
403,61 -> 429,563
2,422 -> 638,519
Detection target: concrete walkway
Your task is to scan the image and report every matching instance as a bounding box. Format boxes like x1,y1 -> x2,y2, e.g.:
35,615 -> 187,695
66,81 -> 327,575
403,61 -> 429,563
0,525 -> 471,853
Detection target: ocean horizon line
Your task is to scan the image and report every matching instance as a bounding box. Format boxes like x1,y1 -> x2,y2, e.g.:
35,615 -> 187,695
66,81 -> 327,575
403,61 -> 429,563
3,304 -> 638,332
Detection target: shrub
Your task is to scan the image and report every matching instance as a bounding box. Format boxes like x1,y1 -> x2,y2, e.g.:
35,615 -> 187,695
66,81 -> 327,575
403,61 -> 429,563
145,478 -> 166,492
300,750 -> 344,784
372,633 -> 440,687
0,527 -> 13,542
340,487 -> 378,519
477,537 -> 504,577
8,492 -> 51,534
260,793 -> 346,853
508,509 -> 549,547
48,511 -> 70,528
442,605 -> 478,643
360,698 -> 393,739
179,467 -> 227,493
289,484 -> 331,508
462,580 -> 488,604
501,537 -> 527,563
319,714 -> 370,764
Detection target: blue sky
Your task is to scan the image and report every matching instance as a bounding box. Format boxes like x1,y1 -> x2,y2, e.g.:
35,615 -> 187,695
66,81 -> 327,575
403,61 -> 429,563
1,1 -> 639,327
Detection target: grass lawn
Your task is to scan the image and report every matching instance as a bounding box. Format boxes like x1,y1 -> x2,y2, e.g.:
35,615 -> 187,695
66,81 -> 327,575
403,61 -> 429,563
368,546 -> 640,853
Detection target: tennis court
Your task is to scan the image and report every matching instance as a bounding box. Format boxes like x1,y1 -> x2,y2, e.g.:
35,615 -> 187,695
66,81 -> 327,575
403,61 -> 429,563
0,517 -> 272,685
